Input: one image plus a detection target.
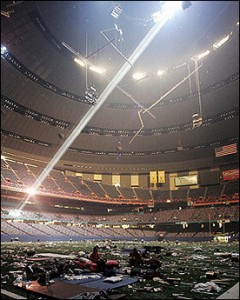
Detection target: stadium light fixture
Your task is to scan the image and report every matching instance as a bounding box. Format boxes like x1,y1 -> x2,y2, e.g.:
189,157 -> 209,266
1,45 -> 8,55
152,1 -> 182,23
192,113 -> 203,128
89,65 -> 106,74
85,85 -> 98,105
192,49 -> 211,61
197,50 -> 210,60
74,57 -> 86,67
111,5 -> 122,19
213,34 -> 230,50
152,11 -> 163,23
133,72 -> 147,80
157,69 -> 166,76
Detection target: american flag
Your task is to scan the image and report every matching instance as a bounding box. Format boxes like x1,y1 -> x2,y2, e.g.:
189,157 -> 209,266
215,143 -> 238,157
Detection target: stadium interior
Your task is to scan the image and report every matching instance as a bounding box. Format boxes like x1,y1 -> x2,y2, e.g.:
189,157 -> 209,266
1,1 -> 239,299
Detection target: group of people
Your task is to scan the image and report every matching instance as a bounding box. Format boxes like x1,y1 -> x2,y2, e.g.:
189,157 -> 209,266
89,245 -> 144,272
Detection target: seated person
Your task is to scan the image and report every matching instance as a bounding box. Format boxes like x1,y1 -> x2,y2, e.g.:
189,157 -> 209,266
129,247 -> 143,267
90,246 -> 106,272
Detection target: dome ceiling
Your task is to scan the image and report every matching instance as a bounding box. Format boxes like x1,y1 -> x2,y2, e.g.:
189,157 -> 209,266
1,1 -> 239,173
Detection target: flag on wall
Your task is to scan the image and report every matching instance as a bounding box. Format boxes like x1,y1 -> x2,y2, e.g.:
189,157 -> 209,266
112,174 -> 120,186
158,171 -> 165,183
94,174 -> 102,181
215,143 -> 237,157
131,175 -> 139,187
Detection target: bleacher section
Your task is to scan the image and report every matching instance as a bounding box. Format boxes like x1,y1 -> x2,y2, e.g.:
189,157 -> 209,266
118,187 -> 135,199
1,159 -> 239,207
1,159 -> 20,188
223,181 -> 239,199
134,188 -> 152,200
50,171 -> 77,194
172,189 -> 188,202
1,158 -> 239,243
68,177 -> 92,197
84,180 -> 106,198
188,187 -> 206,201
101,183 -> 121,199
152,190 -> 170,202
2,205 -> 238,231
206,185 -> 223,202
5,160 -> 36,188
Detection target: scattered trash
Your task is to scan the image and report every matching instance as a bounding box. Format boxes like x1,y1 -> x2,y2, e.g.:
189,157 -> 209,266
220,257 -> 231,262
103,276 -> 123,283
193,247 -> 202,252
191,281 -> 221,293
211,278 -> 233,284
1,240 -> 238,299
143,286 -> 152,291
166,277 -> 181,285
64,274 -> 101,281
152,277 -> 162,282
153,287 -> 162,292
214,252 -> 232,258
9,270 -> 23,274
205,271 -> 219,279
191,254 -> 208,260
12,275 -> 23,286
231,253 -> 239,261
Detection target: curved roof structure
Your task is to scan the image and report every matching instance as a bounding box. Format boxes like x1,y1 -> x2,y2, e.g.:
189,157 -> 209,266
1,1 -> 239,174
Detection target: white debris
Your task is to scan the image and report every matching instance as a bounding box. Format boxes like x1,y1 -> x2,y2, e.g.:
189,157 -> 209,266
191,281 -> 221,293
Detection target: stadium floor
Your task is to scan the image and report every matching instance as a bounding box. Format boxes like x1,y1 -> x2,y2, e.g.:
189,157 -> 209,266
1,240 -> 239,299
